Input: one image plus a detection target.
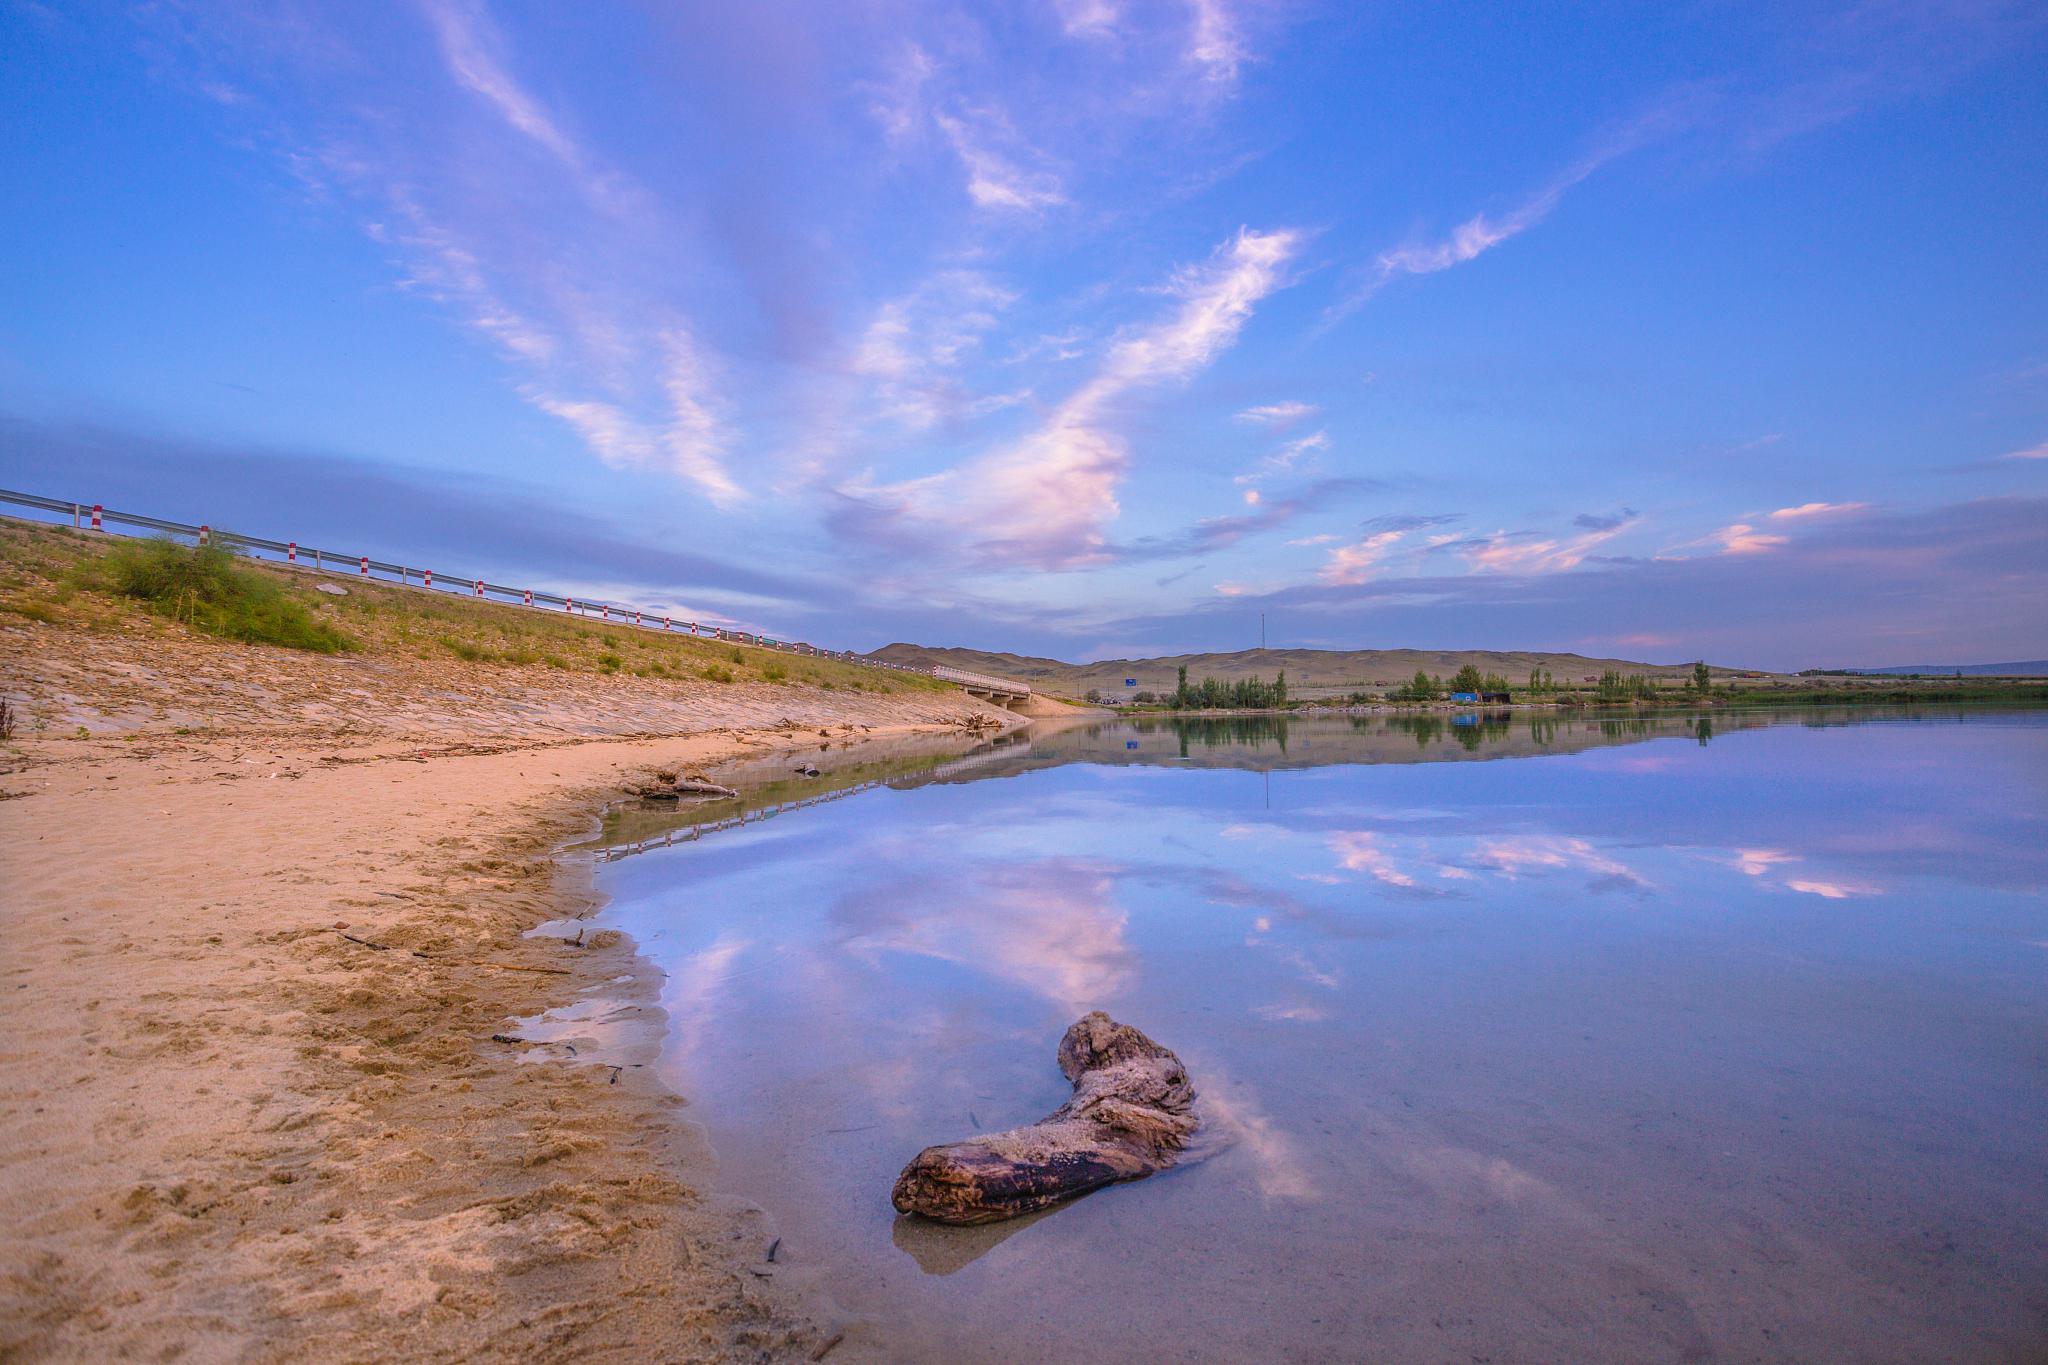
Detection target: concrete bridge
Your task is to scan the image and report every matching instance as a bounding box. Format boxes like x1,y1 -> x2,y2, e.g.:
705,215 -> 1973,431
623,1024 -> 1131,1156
932,665 -> 1033,710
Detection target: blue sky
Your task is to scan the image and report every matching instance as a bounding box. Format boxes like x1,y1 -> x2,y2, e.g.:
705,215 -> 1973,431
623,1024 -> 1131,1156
3,1 -> 2045,668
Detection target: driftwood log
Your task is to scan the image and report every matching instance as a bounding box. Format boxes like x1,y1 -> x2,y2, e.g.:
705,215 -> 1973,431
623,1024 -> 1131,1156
891,1012 -> 1197,1225
634,778 -> 738,800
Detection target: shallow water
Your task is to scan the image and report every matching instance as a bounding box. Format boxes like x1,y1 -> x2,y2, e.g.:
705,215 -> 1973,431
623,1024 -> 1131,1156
582,709 -> 2048,1363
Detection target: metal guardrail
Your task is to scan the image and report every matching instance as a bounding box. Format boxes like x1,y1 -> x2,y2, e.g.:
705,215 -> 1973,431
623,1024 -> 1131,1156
0,487 -> 1033,694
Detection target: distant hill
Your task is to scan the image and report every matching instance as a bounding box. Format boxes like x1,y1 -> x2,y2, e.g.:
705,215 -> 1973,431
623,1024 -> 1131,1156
1847,661 -> 2048,677
865,643 -> 1760,699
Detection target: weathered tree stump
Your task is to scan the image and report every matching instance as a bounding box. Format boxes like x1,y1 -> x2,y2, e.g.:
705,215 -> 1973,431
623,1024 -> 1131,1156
890,1012 -> 1197,1225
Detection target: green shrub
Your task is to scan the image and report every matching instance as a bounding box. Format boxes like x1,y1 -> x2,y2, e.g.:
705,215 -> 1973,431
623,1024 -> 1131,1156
438,635 -> 490,662
701,664 -> 734,683
97,537 -> 353,653
762,662 -> 786,683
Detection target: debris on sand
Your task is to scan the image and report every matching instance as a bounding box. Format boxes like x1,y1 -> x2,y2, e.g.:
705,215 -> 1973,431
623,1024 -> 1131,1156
891,1012 -> 1196,1225
634,777 -> 739,800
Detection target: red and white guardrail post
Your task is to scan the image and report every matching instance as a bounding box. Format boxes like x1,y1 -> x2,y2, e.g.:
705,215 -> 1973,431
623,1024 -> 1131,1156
198,525 -> 210,546
523,589 -> 532,606
423,569 -> 432,589
360,556 -> 369,576
287,541 -> 296,563
474,579 -> 483,597
91,504 -> 103,531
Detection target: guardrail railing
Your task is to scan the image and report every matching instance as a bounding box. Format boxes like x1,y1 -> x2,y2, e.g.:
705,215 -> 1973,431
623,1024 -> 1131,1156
0,487 -> 1007,687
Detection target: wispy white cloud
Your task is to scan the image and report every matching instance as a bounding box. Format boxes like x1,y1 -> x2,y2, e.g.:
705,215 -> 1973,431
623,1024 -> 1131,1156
1235,428 -> 1328,492
528,331 -> 744,507
2000,440 -> 2048,461
1054,0 -> 1120,39
856,226 -> 1302,569
1319,528 -> 1406,585
936,110 -> 1066,212
1729,848 -> 1798,877
1234,400 -> 1318,427
658,331 -> 745,507
1451,510 -> 1639,574
1706,522 -> 1789,555
1786,878 -> 1876,899
971,226 -> 1299,563
1331,96 -> 1702,320
866,42 -> 936,144
421,0 -> 577,164
367,195 -> 559,366
418,0 -> 639,216
1187,0 -> 1248,86
1770,501 -> 1869,519
855,271 -> 1020,429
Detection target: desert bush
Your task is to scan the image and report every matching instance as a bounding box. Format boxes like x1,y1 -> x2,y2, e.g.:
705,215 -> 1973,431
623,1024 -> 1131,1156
97,537 -> 353,653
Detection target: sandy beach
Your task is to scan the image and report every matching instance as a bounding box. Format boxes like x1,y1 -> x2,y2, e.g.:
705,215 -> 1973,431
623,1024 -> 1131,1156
0,597 -> 1021,1361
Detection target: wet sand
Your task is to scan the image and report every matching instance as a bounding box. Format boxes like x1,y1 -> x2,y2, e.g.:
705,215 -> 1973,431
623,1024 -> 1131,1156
0,609 -> 1020,1361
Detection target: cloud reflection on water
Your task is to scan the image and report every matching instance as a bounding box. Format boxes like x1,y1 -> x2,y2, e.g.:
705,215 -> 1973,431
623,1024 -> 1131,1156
833,856 -> 1134,1018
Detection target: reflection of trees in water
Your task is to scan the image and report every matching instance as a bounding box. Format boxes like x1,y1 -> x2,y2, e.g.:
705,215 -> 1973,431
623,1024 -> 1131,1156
1349,713 -> 1522,750
1127,716 -> 1292,753
1183,715 -> 1287,754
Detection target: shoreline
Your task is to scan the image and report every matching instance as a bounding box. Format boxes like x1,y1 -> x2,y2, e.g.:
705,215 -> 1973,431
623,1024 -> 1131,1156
0,702 -> 1018,1360
1088,690 -> 2048,718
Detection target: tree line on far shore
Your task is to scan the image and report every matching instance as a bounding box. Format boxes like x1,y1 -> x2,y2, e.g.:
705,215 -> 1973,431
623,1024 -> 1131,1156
1089,658 -> 1727,709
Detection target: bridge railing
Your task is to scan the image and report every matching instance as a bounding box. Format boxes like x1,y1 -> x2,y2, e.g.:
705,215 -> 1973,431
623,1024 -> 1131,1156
931,664 -> 1032,696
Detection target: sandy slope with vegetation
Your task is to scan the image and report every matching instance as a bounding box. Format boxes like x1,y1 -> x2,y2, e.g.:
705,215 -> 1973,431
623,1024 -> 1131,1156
0,523 -> 1016,1362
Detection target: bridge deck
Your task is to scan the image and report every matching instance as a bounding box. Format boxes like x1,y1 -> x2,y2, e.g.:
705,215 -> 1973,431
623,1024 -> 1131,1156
931,665 -> 1032,698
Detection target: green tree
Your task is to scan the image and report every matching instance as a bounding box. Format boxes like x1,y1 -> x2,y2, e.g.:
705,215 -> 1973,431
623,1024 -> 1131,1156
1452,664 -> 1484,694
1175,664 -> 1190,709
1692,660 -> 1711,694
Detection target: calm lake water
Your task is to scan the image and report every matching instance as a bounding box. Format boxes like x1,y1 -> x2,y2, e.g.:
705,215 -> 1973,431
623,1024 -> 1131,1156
572,709 -> 2048,1363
